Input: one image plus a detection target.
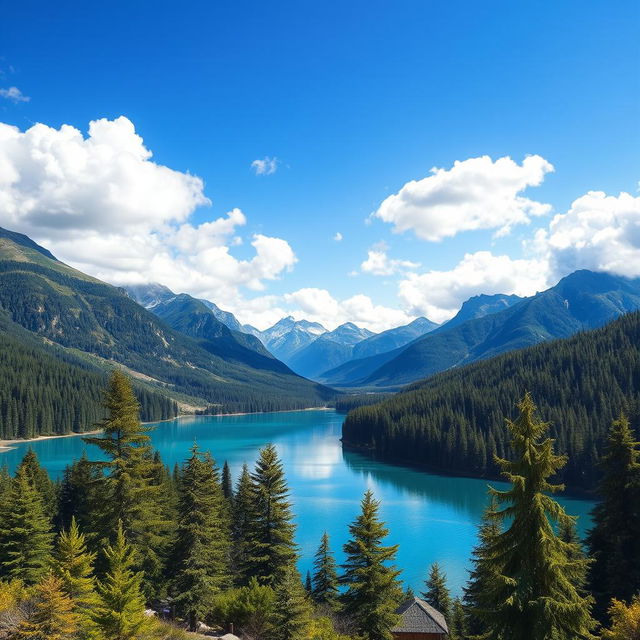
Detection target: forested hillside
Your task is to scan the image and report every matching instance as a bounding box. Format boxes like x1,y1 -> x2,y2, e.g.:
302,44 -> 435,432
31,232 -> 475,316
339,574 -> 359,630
0,313 -> 177,439
342,311 -> 640,490
0,227 -> 335,416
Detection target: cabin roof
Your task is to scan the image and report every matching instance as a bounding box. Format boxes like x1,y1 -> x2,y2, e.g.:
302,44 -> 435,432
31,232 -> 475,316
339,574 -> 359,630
392,597 -> 449,634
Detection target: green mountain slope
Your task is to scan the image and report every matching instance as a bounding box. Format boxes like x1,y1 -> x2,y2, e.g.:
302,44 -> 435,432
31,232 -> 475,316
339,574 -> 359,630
0,227 -> 335,414
357,270 -> 640,388
342,311 -> 640,490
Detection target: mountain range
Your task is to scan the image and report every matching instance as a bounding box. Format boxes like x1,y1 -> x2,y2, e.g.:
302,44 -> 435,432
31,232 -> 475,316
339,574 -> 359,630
0,227 -> 334,414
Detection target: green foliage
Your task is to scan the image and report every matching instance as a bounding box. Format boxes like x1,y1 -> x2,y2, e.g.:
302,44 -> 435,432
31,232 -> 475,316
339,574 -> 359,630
312,532 -> 340,610
601,595 -> 640,640
343,311 -> 640,489
83,371 -> 169,599
586,413 -> 640,620
209,577 -> 276,639
421,563 -> 452,623
245,444 -> 297,587
478,394 -> 596,640
270,564 -> 312,640
221,461 -> 234,503
94,522 -> 149,640
340,490 -> 402,640
17,449 -> 56,518
0,464 -> 54,585
450,597 -> 466,640
11,573 -> 79,640
52,518 -> 102,640
172,445 -> 230,631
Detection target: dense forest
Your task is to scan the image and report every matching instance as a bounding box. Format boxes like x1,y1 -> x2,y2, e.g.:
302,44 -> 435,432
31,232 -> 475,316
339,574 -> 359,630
0,327 -> 177,440
342,312 -> 640,490
0,373 -> 638,639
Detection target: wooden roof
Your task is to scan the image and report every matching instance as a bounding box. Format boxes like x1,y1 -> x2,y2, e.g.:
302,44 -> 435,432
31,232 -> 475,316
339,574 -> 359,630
392,597 -> 449,635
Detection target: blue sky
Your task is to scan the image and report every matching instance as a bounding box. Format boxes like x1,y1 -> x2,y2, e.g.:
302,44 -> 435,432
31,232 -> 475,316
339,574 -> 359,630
0,0 -> 639,329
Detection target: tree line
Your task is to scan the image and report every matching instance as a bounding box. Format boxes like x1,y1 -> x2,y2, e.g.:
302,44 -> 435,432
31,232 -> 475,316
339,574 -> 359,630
0,372 -> 638,639
343,311 -> 640,490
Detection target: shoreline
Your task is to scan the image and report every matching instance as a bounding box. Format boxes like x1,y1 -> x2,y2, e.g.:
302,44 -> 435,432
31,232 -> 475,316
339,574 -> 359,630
0,407 -> 334,453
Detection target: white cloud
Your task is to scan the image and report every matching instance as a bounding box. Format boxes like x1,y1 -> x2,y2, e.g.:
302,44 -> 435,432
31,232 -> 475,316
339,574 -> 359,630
251,156 -> 278,175
398,251 -> 549,323
0,117 -> 297,305
283,288 -> 414,332
361,243 -> 420,276
0,86 -> 30,103
373,155 -> 554,241
334,232 -> 343,242
537,190 -> 640,279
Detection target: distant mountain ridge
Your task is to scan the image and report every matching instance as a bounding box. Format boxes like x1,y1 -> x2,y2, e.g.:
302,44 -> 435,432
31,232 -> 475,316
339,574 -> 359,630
347,270 -> 640,388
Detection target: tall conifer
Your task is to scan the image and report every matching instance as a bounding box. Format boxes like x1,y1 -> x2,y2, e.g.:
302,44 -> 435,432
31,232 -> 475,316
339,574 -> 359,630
231,463 -> 255,585
479,393 -> 596,640
270,564 -> 312,640
246,444 -> 297,586
0,465 -> 53,584
312,531 -> 339,610
172,446 -> 230,631
94,522 -> 149,640
586,413 -> 640,620
421,563 -> 452,622
341,490 -> 402,640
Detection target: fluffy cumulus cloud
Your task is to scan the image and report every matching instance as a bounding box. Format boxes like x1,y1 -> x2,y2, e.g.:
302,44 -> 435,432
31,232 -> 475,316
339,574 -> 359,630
373,155 -> 554,241
251,156 -> 278,175
283,288 -> 415,332
360,243 -> 420,276
0,117 -> 297,305
538,190 -> 640,279
0,86 -> 30,103
398,251 -> 550,323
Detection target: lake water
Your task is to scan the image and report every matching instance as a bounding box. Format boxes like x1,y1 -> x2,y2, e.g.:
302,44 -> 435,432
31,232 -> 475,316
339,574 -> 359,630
0,409 -> 595,594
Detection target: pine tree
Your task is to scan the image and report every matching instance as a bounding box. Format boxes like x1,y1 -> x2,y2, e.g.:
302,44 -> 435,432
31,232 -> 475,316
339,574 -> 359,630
11,574 -> 79,640
246,444 -> 297,586
305,570 -> 313,594
52,518 -> 102,639
270,564 -> 312,640
463,497 -> 501,639
421,563 -> 452,622
586,413 -> 640,620
172,446 -> 230,631
231,463 -> 255,585
83,370 -> 168,598
479,393 -> 596,640
0,465 -> 54,585
450,597 -> 466,640
341,490 -> 402,640
56,453 -> 101,534
222,461 -> 234,503
16,449 -> 56,517
312,532 -> 339,610
94,522 -> 149,640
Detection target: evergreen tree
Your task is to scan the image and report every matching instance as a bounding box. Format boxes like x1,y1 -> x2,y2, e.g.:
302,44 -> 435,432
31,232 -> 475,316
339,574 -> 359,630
463,497 -> 501,639
269,564 -> 312,640
246,444 -> 297,586
52,517 -> 102,640
586,413 -> 640,620
305,571 -> 313,594
231,463 -> 255,585
94,522 -> 149,640
0,465 -> 53,585
56,453 -> 101,534
222,461 -> 234,503
83,370 -> 168,598
450,597 -> 466,640
421,563 -> 452,622
404,585 -> 415,600
11,574 -> 78,640
172,446 -> 230,631
479,393 -> 596,640
341,490 -> 402,640
312,532 -> 339,610
16,449 -> 56,517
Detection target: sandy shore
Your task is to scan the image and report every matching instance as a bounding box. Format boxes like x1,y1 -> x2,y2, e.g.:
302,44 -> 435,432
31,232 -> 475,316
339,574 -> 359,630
0,429 -> 102,453
0,407 -> 333,453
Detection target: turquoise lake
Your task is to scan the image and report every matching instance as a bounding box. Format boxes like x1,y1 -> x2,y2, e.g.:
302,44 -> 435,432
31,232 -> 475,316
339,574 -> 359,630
0,409 -> 594,594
